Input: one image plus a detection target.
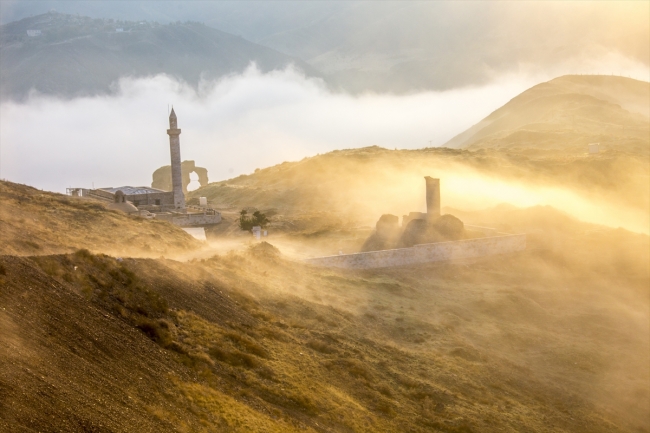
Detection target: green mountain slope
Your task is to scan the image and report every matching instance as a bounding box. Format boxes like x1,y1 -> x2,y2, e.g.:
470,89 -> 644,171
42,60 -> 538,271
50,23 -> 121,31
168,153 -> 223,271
0,12 -> 318,100
444,75 -> 650,154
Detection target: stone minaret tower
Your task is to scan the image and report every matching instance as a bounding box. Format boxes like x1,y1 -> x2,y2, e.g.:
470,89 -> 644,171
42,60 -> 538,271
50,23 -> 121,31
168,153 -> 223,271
424,176 -> 440,220
167,108 -> 186,210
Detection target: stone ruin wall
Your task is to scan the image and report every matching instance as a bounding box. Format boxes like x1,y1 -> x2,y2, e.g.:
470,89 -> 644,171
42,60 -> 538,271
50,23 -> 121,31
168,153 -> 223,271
306,234 -> 526,269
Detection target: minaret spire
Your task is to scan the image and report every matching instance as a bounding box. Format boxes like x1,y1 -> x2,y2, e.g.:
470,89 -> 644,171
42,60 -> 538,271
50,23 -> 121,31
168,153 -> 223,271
166,107 -> 185,210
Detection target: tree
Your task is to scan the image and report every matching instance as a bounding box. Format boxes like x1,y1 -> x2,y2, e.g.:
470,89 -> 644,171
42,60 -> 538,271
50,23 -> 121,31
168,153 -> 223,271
238,209 -> 269,232
251,211 -> 269,228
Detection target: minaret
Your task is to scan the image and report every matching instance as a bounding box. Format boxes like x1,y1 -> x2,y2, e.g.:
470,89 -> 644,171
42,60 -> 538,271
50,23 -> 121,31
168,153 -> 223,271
166,108 -> 186,210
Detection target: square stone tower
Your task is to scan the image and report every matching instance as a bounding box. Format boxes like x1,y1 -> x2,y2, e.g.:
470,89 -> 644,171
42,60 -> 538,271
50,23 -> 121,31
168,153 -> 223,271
424,176 -> 440,219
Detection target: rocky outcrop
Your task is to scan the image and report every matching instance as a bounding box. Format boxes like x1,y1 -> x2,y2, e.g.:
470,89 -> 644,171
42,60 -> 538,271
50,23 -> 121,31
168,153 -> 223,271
362,213 -> 466,251
360,214 -> 401,252
152,160 -> 209,193
397,214 -> 465,248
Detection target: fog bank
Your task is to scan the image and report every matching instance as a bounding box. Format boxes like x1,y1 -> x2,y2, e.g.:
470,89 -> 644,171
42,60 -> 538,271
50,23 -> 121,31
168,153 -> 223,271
0,65 -> 535,192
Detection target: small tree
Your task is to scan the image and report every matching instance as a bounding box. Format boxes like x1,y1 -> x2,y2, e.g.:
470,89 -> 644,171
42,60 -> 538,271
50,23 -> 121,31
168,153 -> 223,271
238,209 -> 269,232
252,211 -> 269,228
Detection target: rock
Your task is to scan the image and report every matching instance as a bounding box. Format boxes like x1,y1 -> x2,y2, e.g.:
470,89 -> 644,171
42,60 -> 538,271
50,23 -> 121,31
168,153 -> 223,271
397,214 -> 465,247
360,214 -> 401,252
431,214 -> 465,240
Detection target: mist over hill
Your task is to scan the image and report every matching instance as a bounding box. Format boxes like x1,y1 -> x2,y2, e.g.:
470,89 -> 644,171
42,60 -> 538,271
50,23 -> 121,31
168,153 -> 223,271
0,12 -> 318,100
444,75 -> 650,154
188,144 -> 649,236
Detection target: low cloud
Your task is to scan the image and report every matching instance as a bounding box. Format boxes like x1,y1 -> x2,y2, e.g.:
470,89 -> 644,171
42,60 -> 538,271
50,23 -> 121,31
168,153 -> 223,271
1,64 -> 648,233
0,65 -> 537,192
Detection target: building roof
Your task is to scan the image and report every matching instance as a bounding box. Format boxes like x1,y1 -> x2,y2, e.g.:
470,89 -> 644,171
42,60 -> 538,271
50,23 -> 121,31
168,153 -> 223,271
99,186 -> 168,195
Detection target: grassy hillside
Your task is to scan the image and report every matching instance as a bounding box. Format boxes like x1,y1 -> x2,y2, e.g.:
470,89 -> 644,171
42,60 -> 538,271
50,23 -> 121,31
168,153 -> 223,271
0,180 -> 201,256
444,75 -> 649,154
1,220 -> 648,432
0,12 -> 317,100
188,146 -> 649,235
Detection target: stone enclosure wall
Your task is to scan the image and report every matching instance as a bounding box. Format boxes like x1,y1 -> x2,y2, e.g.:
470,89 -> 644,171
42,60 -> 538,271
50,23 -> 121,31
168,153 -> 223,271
154,212 -> 222,227
306,234 -> 526,269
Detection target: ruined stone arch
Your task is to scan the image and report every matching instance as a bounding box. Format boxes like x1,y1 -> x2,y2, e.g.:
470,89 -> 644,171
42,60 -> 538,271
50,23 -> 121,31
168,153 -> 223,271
151,160 -> 208,193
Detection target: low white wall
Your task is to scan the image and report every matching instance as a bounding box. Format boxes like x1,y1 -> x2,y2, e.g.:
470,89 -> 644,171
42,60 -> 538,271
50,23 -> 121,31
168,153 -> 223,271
305,234 -> 526,269
172,213 -> 222,227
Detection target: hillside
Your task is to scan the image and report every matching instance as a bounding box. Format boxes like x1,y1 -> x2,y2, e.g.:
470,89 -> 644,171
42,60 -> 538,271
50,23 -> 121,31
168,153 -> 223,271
2,223 -> 648,432
0,12 -> 318,100
444,75 -> 650,154
0,180 -> 200,256
188,145 -> 649,235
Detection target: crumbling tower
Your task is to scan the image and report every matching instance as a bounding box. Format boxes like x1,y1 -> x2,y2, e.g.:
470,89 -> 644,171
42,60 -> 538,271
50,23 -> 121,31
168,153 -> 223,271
167,108 -> 186,210
424,176 -> 440,219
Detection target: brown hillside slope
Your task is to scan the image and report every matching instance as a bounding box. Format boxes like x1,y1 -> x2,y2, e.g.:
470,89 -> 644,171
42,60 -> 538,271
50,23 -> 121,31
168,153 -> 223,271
0,180 -> 201,256
1,221 -> 648,432
189,146 -> 649,233
444,75 -> 649,153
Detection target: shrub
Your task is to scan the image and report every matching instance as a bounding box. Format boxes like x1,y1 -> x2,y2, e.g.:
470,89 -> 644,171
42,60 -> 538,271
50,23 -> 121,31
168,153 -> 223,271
338,358 -> 373,381
224,331 -> 269,358
255,365 -> 276,381
377,384 -> 394,398
375,400 -> 395,417
307,339 -> 336,354
208,346 -> 259,368
74,248 -> 93,260
136,318 -> 173,347
238,209 -> 269,232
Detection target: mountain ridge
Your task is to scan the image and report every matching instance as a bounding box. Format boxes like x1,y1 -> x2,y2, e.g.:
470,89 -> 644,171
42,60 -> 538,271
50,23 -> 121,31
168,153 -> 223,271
0,12 -> 319,100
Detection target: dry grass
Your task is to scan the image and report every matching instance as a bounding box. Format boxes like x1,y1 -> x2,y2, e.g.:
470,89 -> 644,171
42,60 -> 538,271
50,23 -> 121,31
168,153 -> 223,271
1,172 -> 649,432
0,180 -> 201,257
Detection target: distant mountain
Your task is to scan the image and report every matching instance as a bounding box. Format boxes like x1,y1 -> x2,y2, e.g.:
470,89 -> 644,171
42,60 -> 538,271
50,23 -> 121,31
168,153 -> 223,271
2,2 -> 646,94
0,12 -> 319,100
444,75 -> 650,154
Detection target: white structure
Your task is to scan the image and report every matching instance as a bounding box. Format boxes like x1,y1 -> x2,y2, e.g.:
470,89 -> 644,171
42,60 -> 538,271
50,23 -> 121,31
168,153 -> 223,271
588,143 -> 600,154
27,30 -> 41,37
199,197 -> 208,207
252,226 -> 261,240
